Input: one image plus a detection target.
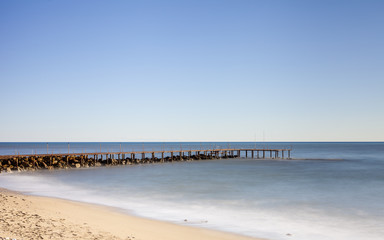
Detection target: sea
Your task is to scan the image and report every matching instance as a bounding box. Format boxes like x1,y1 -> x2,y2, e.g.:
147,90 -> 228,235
0,142 -> 383,240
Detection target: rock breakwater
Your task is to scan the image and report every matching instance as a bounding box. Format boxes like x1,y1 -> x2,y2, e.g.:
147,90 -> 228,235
0,152 -> 235,173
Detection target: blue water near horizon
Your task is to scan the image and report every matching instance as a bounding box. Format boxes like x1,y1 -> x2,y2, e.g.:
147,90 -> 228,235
1,142 -> 384,240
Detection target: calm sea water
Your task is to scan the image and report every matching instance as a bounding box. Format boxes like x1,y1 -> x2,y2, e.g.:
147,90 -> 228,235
0,142 -> 383,240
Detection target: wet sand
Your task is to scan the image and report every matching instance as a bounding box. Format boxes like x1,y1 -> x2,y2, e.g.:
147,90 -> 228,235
0,188 -> 263,240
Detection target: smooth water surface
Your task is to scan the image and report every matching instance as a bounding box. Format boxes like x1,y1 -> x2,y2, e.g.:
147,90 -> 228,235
1,142 -> 383,240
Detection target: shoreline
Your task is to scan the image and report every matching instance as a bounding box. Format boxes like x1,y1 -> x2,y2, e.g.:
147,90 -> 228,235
0,187 -> 264,240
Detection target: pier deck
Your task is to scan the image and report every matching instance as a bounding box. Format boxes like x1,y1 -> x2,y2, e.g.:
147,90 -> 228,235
0,148 -> 291,160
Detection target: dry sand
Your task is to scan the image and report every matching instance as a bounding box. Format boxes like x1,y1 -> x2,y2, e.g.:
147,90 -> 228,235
0,188 -> 263,240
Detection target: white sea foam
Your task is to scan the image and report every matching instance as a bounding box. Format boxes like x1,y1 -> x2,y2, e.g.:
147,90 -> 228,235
1,168 -> 383,240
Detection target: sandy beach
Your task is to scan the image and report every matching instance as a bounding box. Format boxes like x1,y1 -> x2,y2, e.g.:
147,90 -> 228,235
0,188 -> 262,240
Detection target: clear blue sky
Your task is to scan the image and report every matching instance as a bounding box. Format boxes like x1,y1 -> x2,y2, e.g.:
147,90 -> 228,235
1,0 -> 383,142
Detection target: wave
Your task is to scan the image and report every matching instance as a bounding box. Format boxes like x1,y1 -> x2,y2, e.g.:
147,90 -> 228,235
1,169 -> 383,240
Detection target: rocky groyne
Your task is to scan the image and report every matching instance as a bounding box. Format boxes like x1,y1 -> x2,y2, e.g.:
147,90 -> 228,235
0,153 -> 235,173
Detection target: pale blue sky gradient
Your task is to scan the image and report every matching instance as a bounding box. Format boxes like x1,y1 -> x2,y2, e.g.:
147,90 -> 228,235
1,0 -> 383,142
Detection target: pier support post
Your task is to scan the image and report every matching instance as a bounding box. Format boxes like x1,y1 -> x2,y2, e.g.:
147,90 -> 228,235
251,150 -> 254,159
245,151 -> 248,158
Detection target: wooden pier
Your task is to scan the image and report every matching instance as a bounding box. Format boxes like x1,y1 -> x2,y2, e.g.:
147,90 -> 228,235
0,148 -> 292,173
